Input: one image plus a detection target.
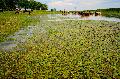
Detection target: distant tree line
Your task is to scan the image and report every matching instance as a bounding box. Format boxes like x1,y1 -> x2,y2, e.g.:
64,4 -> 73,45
97,8 -> 120,12
80,8 -> 120,13
0,0 -> 48,11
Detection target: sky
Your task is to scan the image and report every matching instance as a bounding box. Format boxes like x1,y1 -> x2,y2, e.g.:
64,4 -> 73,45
35,0 -> 120,11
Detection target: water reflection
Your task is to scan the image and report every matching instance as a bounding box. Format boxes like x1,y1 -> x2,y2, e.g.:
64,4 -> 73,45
48,14 -> 120,22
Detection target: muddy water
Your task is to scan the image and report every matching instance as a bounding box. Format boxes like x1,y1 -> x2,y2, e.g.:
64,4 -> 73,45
0,14 -> 120,52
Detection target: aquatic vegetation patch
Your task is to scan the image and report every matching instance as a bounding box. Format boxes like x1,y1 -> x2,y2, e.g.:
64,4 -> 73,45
0,20 -> 120,78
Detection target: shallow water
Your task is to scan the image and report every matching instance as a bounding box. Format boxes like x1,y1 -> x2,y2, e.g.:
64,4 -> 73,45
47,14 -> 120,22
0,26 -> 35,52
0,14 -> 120,52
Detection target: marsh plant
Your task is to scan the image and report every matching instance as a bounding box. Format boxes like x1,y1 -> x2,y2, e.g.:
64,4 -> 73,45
0,19 -> 120,78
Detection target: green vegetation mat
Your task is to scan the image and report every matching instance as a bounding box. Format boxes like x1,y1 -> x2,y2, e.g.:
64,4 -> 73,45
0,20 -> 120,78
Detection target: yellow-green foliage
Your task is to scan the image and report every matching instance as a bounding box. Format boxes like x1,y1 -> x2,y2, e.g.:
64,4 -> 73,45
0,20 -> 120,78
0,11 -> 40,42
0,11 -> 61,42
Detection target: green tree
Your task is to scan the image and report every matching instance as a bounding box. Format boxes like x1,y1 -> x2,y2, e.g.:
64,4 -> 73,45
41,4 -> 48,10
0,0 -> 4,9
0,0 -> 48,11
18,0 -> 29,10
0,0 -> 19,10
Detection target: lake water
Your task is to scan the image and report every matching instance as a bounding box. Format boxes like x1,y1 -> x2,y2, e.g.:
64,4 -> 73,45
0,14 -> 120,52
47,14 -> 120,22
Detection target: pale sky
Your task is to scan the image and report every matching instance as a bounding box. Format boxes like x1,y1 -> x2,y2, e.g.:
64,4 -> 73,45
35,0 -> 120,11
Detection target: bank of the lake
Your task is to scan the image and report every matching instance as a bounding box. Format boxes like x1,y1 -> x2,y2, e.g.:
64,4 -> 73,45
0,19 -> 120,78
101,10 -> 120,18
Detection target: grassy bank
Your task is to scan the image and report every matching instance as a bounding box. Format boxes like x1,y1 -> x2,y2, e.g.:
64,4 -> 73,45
101,11 -> 120,18
33,10 -> 61,15
0,20 -> 120,78
0,11 -> 37,42
0,10 -> 60,42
